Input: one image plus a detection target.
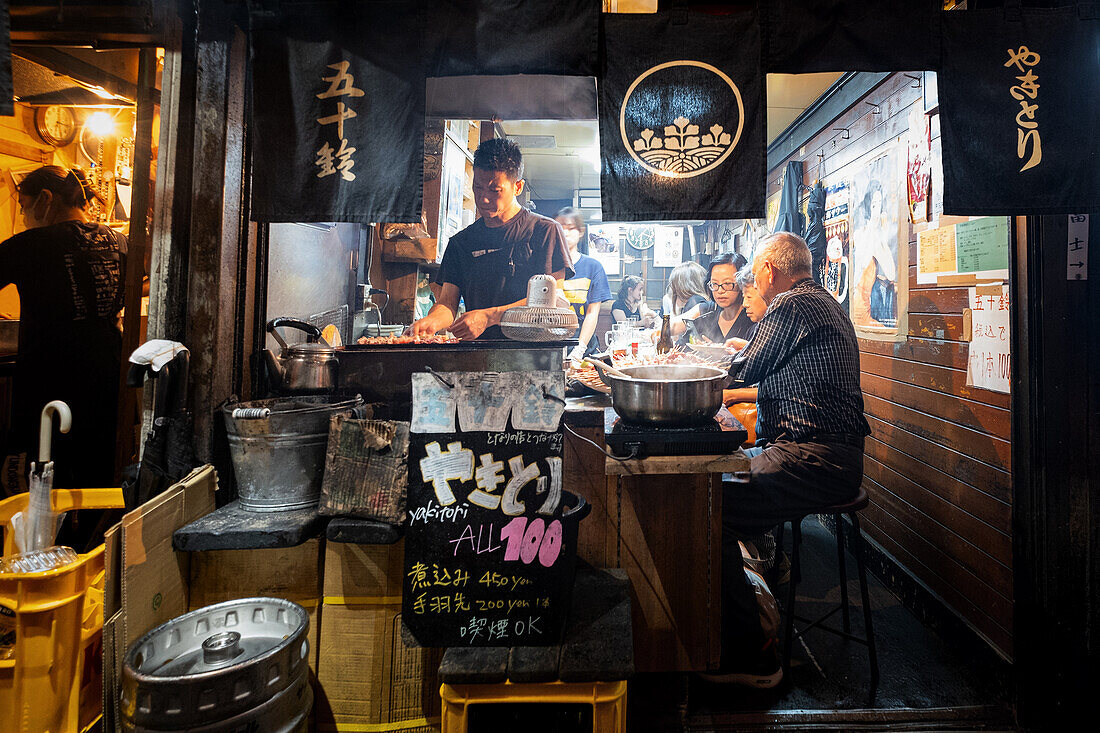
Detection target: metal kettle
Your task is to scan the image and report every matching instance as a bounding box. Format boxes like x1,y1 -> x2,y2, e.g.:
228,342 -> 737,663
262,318 -> 339,393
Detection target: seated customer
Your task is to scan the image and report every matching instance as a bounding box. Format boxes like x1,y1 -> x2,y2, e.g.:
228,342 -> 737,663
720,264 -> 767,407
610,275 -> 657,327
706,232 -> 871,688
684,253 -> 756,346
668,252 -> 748,341
664,261 -> 710,316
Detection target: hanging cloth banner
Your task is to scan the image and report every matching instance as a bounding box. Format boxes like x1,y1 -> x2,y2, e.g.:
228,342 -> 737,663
425,0 -> 599,77
939,5 -> 1100,215
599,9 -> 765,221
763,0 -> 941,73
773,160 -> 804,235
804,180 -> 827,286
249,1 -> 424,223
0,2 -> 12,116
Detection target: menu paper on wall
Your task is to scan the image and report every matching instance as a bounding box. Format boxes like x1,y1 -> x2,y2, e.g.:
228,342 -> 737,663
966,284 -> 1010,394
653,226 -> 684,268
916,223 -> 957,283
405,371 -> 574,647
955,216 -> 1010,278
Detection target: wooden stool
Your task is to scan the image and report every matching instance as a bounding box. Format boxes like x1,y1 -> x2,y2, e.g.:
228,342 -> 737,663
438,565 -> 633,733
775,487 -> 879,698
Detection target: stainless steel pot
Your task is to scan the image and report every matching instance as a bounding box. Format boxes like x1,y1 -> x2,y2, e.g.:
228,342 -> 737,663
602,364 -> 729,426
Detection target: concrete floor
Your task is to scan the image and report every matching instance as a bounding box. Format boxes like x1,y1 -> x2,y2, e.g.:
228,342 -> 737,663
627,518 -> 1017,732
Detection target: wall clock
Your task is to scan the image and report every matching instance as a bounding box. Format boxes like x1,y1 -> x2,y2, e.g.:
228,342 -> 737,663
626,225 -> 655,250
34,105 -> 78,147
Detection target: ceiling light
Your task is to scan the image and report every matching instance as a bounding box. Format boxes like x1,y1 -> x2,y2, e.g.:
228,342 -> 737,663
85,111 -> 115,136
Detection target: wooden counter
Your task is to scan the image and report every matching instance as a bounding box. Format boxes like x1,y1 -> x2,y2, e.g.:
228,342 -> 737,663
563,396 -> 749,673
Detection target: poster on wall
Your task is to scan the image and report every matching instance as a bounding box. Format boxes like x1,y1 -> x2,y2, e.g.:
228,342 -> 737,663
653,226 -> 684,268
849,147 -> 908,341
587,224 -> 621,275
765,191 -> 781,233
822,179 -> 851,310
966,284 -> 1010,394
906,104 -> 931,224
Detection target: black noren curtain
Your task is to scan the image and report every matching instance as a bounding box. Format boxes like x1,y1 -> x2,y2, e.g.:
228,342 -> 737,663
249,1 -> 425,223
939,5 -> 1100,215
764,0 -> 942,73
425,0 -> 599,77
598,8 -> 765,222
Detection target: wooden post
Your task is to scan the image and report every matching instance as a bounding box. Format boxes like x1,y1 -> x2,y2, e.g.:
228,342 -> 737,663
182,2 -> 251,466
114,47 -> 159,478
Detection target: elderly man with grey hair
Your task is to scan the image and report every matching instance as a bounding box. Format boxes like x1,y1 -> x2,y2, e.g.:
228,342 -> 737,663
705,231 -> 870,688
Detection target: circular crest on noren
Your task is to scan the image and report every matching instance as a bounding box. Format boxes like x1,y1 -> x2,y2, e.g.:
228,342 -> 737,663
618,60 -> 744,179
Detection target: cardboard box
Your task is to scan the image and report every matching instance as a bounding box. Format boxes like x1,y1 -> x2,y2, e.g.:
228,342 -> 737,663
315,540 -> 442,732
187,539 -> 324,673
102,465 -> 218,729
381,236 -> 438,263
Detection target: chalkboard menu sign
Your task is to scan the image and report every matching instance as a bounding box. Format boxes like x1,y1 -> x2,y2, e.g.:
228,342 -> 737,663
403,371 -> 579,647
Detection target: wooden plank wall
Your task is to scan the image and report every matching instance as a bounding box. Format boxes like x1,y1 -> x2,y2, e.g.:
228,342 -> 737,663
767,73 -> 1013,657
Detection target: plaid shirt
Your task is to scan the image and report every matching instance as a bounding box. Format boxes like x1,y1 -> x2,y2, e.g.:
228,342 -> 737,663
730,278 -> 870,444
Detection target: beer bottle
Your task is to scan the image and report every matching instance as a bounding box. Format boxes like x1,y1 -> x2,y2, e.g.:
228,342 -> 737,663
656,314 -> 673,354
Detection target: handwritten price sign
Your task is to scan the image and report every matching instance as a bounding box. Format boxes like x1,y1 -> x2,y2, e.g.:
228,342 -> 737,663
403,372 -> 577,647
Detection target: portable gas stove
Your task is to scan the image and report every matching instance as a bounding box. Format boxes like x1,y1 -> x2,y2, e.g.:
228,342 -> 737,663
604,408 -> 748,459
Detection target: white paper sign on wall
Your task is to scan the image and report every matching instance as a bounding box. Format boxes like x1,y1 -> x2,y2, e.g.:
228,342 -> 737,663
1067,214 -> 1089,281
965,284 -> 1011,394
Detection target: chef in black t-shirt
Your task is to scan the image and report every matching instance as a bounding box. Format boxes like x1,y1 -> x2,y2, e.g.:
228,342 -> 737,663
409,138 -> 572,340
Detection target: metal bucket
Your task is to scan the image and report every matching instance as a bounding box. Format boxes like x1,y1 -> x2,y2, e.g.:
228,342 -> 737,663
120,598 -> 312,733
222,394 -> 363,511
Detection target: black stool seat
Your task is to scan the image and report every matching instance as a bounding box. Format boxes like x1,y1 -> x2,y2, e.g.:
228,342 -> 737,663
775,485 -> 878,703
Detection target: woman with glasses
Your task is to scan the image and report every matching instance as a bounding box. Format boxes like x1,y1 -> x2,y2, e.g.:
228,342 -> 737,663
0,165 -> 125,489
686,253 -> 757,345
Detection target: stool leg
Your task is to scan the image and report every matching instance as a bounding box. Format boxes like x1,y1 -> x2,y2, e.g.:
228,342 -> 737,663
850,512 -> 879,699
782,519 -> 801,671
792,520 -> 802,585
835,513 -> 851,633
773,522 -> 786,587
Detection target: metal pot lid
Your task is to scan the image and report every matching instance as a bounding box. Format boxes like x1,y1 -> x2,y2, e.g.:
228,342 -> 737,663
285,341 -> 336,358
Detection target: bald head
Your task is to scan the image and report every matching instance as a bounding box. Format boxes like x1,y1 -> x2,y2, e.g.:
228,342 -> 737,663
752,232 -> 814,303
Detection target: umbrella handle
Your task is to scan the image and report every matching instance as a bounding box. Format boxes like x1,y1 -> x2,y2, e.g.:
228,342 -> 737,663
39,400 -> 72,464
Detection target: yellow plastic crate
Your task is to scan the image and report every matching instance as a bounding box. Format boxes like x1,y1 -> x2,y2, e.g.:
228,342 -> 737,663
0,487 -> 124,733
440,679 -> 628,733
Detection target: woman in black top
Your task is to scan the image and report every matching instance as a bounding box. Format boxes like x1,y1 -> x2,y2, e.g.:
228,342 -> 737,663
686,253 -> 756,345
611,275 -> 656,326
0,166 -> 126,488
